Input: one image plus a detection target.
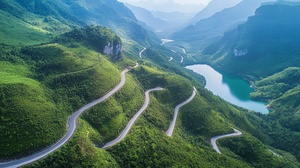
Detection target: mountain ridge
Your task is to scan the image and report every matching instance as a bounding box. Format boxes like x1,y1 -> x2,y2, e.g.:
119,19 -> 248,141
187,0 -> 242,25
0,0 -> 299,167
173,0 -> 275,49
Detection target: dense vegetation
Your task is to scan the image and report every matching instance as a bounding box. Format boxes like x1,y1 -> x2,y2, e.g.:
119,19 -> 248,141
0,26 -> 123,158
25,64 -> 297,167
186,1 -> 300,163
56,26 -> 123,60
247,67 -> 300,160
1,0 -> 300,167
201,3 -> 300,78
0,0 -> 158,46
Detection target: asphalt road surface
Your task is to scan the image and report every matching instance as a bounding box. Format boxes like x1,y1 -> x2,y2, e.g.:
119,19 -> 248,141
0,69 -> 129,168
102,87 -> 163,149
166,87 -> 197,136
139,47 -> 146,58
211,128 -> 242,154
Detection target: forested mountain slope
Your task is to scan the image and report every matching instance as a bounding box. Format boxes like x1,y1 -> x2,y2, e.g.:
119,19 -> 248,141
125,3 -> 167,32
196,1 -> 300,161
251,67 -> 300,132
0,0 -> 299,167
202,2 -> 300,78
173,0 -> 274,49
0,0 -> 159,46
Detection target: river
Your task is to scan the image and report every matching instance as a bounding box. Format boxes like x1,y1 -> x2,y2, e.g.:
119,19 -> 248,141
186,64 -> 269,114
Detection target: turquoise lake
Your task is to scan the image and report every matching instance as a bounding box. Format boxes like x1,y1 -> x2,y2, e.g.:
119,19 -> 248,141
186,64 -> 269,114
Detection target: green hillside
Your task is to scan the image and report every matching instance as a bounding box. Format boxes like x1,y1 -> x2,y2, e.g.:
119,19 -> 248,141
0,0 -> 159,46
25,64 -> 297,167
1,26 -> 297,166
251,67 -> 300,131
201,3 -> 300,78
0,10 -> 52,45
195,2 -> 300,161
0,26 -> 122,158
0,0 -> 300,167
0,62 -> 66,158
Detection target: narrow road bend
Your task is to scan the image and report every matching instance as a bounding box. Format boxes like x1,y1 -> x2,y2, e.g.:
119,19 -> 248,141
211,128 -> 242,154
0,69 -> 130,168
102,87 -> 163,149
139,47 -> 146,58
166,87 -> 197,137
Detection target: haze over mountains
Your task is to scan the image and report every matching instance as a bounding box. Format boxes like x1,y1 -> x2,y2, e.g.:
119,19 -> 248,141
125,3 -> 195,37
0,0 -> 159,46
173,0 -> 277,48
118,0 -> 205,13
1,0 -> 300,167
188,0 -> 242,25
202,1 -> 300,77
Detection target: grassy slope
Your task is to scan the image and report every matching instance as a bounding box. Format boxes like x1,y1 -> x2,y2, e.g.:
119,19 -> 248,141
12,62 -> 294,167
237,67 -> 300,161
0,62 -> 66,158
1,41 -> 298,167
251,67 -> 300,100
183,3 -> 300,162
0,1 -> 299,166
251,67 -> 300,131
28,119 -> 120,168
0,10 -> 51,45
0,42 -> 122,159
107,66 -> 296,167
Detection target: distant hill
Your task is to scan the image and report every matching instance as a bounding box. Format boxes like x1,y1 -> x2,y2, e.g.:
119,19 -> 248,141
1,0 -> 300,167
202,2 -> 300,77
119,0 -> 204,13
173,0 -> 274,49
61,0 -> 159,45
124,3 -> 167,33
151,11 -> 197,37
188,0 -> 242,25
124,3 -> 199,37
0,0 -> 159,46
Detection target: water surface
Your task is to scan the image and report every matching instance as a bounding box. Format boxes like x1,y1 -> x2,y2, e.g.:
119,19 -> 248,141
187,64 -> 269,113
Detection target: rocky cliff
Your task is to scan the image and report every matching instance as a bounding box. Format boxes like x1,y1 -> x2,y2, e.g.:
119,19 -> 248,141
103,42 -> 123,60
57,26 -> 123,60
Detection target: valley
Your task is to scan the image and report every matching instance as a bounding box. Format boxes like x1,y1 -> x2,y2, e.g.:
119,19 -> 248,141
0,0 -> 300,167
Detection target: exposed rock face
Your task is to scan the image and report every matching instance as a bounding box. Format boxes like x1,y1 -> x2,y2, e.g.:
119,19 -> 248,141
103,42 -> 123,60
234,48 -> 248,56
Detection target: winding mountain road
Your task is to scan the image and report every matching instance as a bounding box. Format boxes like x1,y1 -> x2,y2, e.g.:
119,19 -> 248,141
102,87 -> 163,149
211,128 -> 242,154
161,39 -> 174,45
0,69 -> 130,168
170,50 -> 184,63
166,87 -> 197,136
139,47 -> 147,58
180,55 -> 184,63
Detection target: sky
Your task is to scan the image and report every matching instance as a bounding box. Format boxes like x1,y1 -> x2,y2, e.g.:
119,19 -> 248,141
118,0 -> 211,5
118,0 -> 212,13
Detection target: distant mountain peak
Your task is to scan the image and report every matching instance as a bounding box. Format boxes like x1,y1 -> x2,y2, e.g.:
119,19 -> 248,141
188,0 -> 242,25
